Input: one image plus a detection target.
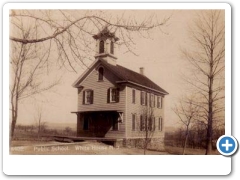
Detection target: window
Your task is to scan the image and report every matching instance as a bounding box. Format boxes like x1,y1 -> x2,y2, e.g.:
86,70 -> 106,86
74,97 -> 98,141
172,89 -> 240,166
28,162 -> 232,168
150,94 -> 155,107
153,117 -> 156,131
83,117 -> 89,130
159,117 -> 163,131
83,90 -> 93,104
132,114 -> 136,131
98,67 -> 104,81
110,41 -> 114,54
132,89 -> 136,103
157,96 -> 162,108
140,115 -> 146,131
107,88 -> 120,103
99,40 -> 104,53
140,91 -> 148,105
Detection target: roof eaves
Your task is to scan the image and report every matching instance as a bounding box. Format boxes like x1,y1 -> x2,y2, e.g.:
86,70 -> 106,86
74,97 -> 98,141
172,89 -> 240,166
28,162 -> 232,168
116,80 -> 169,95
72,59 -> 99,88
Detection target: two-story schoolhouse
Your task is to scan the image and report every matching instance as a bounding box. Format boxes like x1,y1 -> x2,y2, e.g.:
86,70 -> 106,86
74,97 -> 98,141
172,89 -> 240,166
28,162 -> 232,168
72,27 -> 168,149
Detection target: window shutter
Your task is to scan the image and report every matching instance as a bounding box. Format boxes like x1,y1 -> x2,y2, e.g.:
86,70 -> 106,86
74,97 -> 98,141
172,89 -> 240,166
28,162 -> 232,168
90,90 -> 94,104
145,93 -> 148,106
153,117 -> 155,131
107,88 -> 110,103
116,88 -> 120,102
140,115 -> 143,131
82,90 -> 85,104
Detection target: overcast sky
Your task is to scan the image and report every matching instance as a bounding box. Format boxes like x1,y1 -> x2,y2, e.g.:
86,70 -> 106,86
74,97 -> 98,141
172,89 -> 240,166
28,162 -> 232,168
15,10 -> 212,128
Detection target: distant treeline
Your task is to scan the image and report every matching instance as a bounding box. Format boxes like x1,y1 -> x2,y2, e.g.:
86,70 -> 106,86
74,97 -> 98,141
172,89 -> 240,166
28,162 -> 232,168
164,126 -> 224,150
13,124 -> 77,140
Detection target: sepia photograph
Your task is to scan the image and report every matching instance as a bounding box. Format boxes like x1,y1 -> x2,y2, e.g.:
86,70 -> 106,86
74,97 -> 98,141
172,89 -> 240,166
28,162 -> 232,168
9,8 -> 225,156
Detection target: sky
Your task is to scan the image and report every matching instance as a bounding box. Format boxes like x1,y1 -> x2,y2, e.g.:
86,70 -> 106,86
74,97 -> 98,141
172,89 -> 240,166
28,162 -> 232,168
13,10 -> 216,128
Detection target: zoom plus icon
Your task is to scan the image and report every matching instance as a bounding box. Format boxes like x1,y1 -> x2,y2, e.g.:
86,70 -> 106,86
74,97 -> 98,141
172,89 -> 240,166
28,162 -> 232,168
217,135 -> 238,156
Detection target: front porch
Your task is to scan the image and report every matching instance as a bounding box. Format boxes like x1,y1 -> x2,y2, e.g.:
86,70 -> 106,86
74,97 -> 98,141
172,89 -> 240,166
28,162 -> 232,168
72,110 -> 123,138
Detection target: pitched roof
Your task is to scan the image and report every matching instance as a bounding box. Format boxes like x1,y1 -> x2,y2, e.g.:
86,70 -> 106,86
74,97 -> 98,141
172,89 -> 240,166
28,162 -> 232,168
100,60 -> 168,95
73,59 -> 168,95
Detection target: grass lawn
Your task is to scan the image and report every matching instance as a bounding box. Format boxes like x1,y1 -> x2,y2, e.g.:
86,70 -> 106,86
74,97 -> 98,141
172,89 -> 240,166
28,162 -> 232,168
165,145 -> 220,155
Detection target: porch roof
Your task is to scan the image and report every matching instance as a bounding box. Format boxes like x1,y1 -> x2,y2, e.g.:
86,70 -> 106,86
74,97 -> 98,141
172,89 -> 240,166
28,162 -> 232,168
71,110 -> 123,114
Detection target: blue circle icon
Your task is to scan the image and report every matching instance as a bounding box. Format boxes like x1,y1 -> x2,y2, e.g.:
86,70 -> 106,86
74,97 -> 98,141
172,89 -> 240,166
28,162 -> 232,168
217,135 -> 238,156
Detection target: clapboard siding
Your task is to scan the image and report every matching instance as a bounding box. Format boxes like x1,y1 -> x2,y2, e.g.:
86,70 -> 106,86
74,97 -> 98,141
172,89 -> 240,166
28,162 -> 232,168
125,86 -> 165,138
78,64 -> 125,112
77,63 -> 126,137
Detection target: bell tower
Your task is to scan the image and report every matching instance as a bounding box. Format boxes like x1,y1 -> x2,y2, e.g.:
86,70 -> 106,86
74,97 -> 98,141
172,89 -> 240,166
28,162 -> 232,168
93,27 -> 119,65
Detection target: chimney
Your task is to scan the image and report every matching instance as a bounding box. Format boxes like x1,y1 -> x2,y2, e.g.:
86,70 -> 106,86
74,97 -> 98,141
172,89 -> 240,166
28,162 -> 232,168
139,67 -> 144,76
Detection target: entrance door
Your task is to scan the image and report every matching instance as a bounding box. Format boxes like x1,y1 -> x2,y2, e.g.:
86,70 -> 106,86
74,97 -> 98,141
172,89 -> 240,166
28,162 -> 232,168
92,113 -> 113,137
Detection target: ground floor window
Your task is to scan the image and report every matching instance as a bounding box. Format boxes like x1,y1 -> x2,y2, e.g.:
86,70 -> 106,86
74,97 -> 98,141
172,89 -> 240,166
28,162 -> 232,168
132,114 -> 136,131
159,117 -> 162,131
140,115 -> 145,131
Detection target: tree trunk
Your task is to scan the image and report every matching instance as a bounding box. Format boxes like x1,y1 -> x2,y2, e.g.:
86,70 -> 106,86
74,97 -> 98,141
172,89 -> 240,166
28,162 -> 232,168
206,51 -> 214,155
10,99 -> 18,140
11,118 -> 17,139
182,126 -> 189,155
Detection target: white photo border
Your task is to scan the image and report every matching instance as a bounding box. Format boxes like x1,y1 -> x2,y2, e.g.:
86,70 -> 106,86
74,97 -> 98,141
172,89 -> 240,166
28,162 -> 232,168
3,2 -> 231,175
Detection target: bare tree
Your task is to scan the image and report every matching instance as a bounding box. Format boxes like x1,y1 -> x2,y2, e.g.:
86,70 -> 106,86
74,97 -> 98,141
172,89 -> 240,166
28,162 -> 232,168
34,107 -> 47,140
173,96 -> 199,155
182,10 -> 225,154
140,106 -> 156,155
10,10 -> 170,72
10,25 -> 60,139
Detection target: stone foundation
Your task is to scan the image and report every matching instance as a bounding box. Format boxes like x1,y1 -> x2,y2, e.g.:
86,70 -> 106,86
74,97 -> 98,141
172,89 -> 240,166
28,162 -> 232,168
121,138 -> 165,151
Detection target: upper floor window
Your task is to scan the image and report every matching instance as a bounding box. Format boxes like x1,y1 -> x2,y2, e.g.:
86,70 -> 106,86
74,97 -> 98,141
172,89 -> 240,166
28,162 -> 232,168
107,88 -> 120,103
99,40 -> 104,53
132,89 -> 136,103
150,94 -> 155,107
140,91 -> 148,106
110,41 -> 114,54
98,67 -> 104,81
157,96 -> 162,108
83,89 -> 93,104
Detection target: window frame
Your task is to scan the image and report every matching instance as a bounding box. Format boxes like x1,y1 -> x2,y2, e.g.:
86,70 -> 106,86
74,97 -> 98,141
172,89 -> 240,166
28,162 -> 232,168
150,94 -> 155,107
141,91 -> 147,106
159,117 -> 163,131
99,40 -> 104,53
140,115 -> 146,131
98,67 -> 104,81
132,113 -> 136,131
83,89 -> 93,105
108,87 -> 120,103
132,89 -> 136,104
157,96 -> 163,109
